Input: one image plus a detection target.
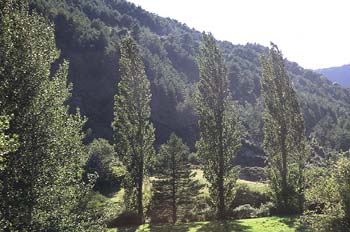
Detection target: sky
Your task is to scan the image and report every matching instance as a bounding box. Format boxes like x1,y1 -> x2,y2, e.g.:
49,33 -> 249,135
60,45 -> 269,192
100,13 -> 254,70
127,0 -> 350,70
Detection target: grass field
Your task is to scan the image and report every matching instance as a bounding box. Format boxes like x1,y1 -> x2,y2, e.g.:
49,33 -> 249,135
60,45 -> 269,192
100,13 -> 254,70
108,216 -> 307,232
107,169 -> 282,232
236,179 -> 269,193
192,169 -> 269,195
110,169 -> 269,203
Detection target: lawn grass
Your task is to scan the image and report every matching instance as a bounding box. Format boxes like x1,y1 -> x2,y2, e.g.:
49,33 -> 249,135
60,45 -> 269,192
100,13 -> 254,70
108,216 -> 307,232
111,169 -> 269,203
236,179 -> 269,193
108,169 -> 279,232
191,169 -> 209,195
192,168 -> 269,195
110,188 -> 124,203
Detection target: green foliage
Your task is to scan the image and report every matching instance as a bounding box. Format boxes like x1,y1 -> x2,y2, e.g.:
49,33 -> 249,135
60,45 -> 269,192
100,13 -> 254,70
231,204 -> 260,219
232,182 -> 271,211
149,133 -> 203,223
113,36 -> 155,222
86,191 -> 125,228
261,43 -> 308,214
195,33 -> 241,219
188,152 -> 200,165
85,138 -> 125,194
336,157 -> 350,223
0,1 -> 103,230
0,115 -> 18,160
236,180 -> 269,194
29,0 -> 350,153
304,157 -> 350,231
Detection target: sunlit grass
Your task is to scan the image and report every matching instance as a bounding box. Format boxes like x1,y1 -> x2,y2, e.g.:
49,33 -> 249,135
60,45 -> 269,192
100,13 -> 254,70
110,189 -> 124,203
108,216 -> 307,232
192,168 -> 269,195
236,179 -> 269,193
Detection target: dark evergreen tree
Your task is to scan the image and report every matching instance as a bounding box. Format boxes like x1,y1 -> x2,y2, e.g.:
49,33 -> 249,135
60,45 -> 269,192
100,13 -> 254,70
113,35 -> 155,223
0,1 -> 103,230
195,33 -> 241,219
261,43 -> 308,214
149,133 -> 202,223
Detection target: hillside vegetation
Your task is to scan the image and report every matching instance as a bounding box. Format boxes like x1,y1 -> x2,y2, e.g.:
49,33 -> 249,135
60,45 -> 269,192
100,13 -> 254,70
30,0 -> 350,152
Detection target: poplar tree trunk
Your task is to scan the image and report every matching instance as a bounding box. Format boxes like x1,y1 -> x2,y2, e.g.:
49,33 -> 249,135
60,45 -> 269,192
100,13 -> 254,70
137,153 -> 144,224
137,177 -> 144,224
172,177 -> 177,223
217,113 -> 225,219
217,166 -> 225,219
281,139 -> 288,210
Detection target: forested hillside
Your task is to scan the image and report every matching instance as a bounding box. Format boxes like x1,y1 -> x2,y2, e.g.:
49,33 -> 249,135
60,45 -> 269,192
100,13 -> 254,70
30,0 -> 350,152
316,64 -> 350,87
4,1 -> 350,231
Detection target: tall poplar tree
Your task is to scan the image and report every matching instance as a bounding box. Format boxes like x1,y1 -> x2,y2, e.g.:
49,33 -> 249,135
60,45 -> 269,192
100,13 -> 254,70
0,1 -> 102,230
195,33 -> 241,219
261,43 -> 308,214
113,36 -> 155,223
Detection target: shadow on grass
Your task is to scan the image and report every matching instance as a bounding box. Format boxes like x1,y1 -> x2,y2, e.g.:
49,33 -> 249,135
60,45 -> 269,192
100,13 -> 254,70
114,226 -> 139,232
149,223 -> 201,232
279,216 -> 309,232
196,221 -> 251,232
115,216 -> 308,232
147,220 -> 251,232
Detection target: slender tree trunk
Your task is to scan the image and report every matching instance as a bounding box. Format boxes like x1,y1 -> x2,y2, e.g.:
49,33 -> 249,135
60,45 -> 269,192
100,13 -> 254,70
137,178 -> 143,223
172,170 -> 177,223
137,156 -> 144,224
217,166 -> 225,219
280,127 -> 288,212
298,184 -> 304,213
298,158 -> 304,214
3,168 -> 10,232
217,114 -> 225,220
136,119 -> 144,224
345,199 -> 350,225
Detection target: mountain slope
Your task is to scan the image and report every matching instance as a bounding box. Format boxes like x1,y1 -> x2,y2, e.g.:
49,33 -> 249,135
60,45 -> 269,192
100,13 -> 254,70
316,64 -> 350,87
30,0 -> 350,154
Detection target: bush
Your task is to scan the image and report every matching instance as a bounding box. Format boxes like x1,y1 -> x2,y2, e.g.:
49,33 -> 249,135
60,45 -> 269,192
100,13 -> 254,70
185,195 -> 214,222
239,167 -> 266,181
256,202 -> 274,217
230,202 -> 274,219
84,139 -> 125,194
231,204 -> 258,219
106,211 -> 142,228
303,157 -> 350,231
188,152 -> 200,165
231,183 -> 270,208
86,192 -> 124,227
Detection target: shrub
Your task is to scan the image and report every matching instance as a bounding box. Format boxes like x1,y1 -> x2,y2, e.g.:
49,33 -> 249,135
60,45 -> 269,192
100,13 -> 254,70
231,204 -> 258,219
303,157 -> 350,231
239,167 -> 266,181
231,183 -> 271,208
106,211 -> 142,228
84,139 -> 125,194
256,202 -> 274,217
230,202 -> 274,219
188,152 -> 200,165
